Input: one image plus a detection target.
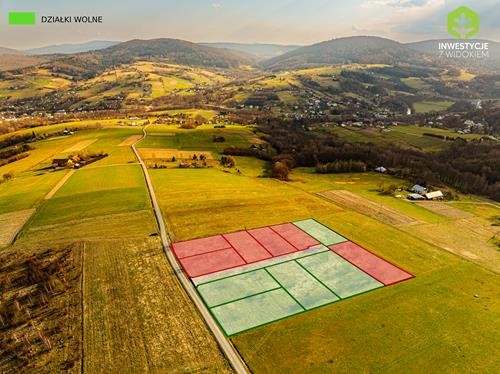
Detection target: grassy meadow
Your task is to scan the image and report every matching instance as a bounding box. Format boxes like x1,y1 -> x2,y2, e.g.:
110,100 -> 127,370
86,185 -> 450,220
146,134 -> 499,373
1,120 -> 498,373
329,124 -> 481,152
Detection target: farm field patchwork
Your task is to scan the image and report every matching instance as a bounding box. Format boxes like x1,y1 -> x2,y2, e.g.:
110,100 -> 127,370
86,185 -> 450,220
173,219 -> 413,335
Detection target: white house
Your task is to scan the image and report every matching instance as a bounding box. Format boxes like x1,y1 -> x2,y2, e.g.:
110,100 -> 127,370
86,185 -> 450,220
425,191 -> 444,200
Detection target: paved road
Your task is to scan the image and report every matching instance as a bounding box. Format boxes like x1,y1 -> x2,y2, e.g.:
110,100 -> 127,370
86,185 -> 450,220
132,126 -> 249,374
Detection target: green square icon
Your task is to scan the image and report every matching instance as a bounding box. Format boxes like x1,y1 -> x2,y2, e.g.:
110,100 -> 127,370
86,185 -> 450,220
9,12 -> 37,25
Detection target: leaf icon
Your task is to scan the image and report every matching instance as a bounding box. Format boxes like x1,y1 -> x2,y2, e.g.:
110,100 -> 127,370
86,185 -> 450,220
447,6 -> 479,39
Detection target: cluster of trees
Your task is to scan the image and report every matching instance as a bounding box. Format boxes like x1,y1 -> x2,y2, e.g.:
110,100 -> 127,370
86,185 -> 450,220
0,245 -> 82,371
223,144 -> 276,161
316,160 -> 367,174
257,120 -> 500,201
0,171 -> 14,184
220,155 -> 236,168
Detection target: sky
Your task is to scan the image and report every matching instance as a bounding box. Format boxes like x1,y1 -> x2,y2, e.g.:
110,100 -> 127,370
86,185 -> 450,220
0,0 -> 498,49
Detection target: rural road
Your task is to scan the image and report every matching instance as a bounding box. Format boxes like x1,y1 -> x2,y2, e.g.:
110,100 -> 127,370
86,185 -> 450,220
132,126 -> 249,374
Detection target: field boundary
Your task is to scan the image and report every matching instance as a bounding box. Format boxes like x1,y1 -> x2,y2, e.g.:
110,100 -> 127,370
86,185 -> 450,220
318,190 -> 420,226
199,250 -> 386,337
187,218 -> 414,337
307,218 -> 416,283
132,125 -> 249,373
44,170 -> 75,200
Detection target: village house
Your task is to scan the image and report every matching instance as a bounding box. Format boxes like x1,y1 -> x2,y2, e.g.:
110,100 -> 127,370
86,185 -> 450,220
424,191 -> 444,200
411,184 -> 427,194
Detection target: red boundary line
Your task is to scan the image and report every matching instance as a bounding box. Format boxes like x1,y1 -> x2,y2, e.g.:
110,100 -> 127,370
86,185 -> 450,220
268,226 -> 301,251
173,220 -> 309,245
269,225 -> 318,252
296,218 -> 415,279
246,229 -> 284,257
173,218 -> 414,283
220,234 -> 251,264
328,241 -> 415,286
290,219 -> 414,286
181,254 -> 247,278
223,231 -> 274,259
344,236 -> 415,279
177,246 -> 234,260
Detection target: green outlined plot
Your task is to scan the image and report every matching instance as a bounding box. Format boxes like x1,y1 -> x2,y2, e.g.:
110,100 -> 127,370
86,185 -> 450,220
211,289 -> 303,336
293,219 -> 347,246
266,261 -> 339,309
175,219 -> 413,336
297,251 -> 383,299
198,269 -> 279,308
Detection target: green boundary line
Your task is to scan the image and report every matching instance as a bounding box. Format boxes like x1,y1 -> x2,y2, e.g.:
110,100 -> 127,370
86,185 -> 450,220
197,250 -> 388,337
192,218 -> 409,337
207,286 -> 282,308
196,268 -> 279,310
196,246 -> 329,287
263,268 -> 306,311
292,218 -> 347,246
293,259 -> 342,300
297,251 -> 385,298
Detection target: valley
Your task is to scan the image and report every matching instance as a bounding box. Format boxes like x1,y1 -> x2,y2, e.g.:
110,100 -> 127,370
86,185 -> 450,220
0,35 -> 499,373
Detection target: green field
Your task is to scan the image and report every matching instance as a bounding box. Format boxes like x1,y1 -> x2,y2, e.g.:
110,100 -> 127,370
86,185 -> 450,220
138,124 -> 257,154
0,171 -> 67,214
1,120 -> 498,373
329,124 -> 480,152
25,164 -> 150,227
413,100 -> 454,113
148,150 -> 499,373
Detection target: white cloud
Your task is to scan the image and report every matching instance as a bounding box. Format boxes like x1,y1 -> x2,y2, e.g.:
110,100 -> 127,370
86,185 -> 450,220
212,3 -> 223,9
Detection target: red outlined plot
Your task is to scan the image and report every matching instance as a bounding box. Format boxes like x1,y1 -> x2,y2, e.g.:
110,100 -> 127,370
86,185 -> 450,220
179,248 -> 245,278
271,223 -> 320,250
329,241 -> 413,286
248,227 -> 297,256
223,231 -> 272,263
173,235 -> 230,258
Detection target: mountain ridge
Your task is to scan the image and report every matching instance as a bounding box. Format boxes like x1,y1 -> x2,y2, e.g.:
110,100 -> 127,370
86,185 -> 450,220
25,40 -> 120,55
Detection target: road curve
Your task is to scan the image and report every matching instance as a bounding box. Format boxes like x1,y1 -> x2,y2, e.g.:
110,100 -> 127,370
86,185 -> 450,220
132,126 -> 249,374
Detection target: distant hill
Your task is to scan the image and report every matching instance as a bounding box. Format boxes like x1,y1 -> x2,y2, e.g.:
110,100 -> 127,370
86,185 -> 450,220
25,40 -> 120,55
0,47 -> 46,71
45,38 -> 255,78
201,43 -> 300,60
406,39 -> 500,73
261,36 -> 425,71
0,47 -> 23,55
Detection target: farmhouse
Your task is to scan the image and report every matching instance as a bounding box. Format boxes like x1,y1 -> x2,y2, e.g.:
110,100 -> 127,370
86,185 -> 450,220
407,193 -> 425,201
425,191 -> 444,200
411,184 -> 427,194
52,158 -> 71,168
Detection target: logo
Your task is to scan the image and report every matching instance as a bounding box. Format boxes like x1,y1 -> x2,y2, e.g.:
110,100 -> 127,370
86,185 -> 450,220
447,6 -> 479,39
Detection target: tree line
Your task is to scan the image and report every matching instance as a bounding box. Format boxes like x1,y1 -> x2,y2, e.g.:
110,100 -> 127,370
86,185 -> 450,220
227,118 -> 500,201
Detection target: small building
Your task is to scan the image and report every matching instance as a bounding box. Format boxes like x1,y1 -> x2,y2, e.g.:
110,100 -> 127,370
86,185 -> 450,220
407,193 -> 425,201
375,166 -> 387,173
52,158 -> 69,168
425,191 -> 444,200
411,184 -> 427,194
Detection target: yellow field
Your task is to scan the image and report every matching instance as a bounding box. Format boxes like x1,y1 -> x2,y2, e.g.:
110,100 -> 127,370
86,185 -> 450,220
401,216 -> 500,272
414,201 -> 473,219
139,148 -> 214,160
118,135 -> 143,146
62,139 -> 97,153
83,238 -> 230,373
